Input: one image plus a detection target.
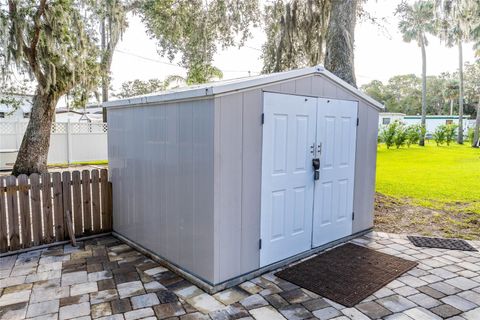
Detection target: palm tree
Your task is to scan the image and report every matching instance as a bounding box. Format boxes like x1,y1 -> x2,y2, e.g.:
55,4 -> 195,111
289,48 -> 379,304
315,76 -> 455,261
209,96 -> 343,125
443,80 -> 459,115
435,0 -> 478,144
396,0 -> 436,146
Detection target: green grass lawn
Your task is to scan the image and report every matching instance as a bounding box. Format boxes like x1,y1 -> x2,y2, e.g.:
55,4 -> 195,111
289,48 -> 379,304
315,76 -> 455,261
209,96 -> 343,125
376,142 -> 480,214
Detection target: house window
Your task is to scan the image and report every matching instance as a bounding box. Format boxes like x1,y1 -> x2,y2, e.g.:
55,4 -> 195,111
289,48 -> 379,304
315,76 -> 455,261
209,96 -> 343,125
0,112 -> 4,118
446,120 -> 453,125
382,117 -> 391,125
23,112 -> 30,119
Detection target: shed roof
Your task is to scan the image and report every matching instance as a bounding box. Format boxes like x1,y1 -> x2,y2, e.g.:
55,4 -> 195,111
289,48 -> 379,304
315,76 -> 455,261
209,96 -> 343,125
105,65 -> 384,110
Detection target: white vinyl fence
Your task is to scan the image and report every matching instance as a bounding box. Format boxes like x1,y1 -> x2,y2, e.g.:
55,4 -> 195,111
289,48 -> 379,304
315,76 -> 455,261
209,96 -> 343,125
0,121 -> 107,164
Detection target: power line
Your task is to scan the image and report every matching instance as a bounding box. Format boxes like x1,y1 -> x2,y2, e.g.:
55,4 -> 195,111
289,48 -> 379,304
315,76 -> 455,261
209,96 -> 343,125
115,49 -> 182,68
114,48 -> 261,75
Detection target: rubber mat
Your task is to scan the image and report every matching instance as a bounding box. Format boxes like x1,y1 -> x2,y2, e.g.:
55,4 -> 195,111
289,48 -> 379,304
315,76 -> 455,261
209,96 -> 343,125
275,243 -> 418,307
408,236 -> 477,252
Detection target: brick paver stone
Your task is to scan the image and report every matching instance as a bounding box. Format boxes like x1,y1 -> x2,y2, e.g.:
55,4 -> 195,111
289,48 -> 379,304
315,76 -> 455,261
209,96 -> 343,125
376,295 -> 416,313
356,301 -> 392,319
278,304 -> 312,320
59,301 -> 90,320
153,301 -> 185,319
117,281 -> 145,299
417,285 -> 445,299
249,306 -> 286,320
445,276 -> 479,291
130,293 -> 160,309
407,293 -> 441,309
463,307 -> 480,320
0,301 -> 28,320
186,293 -> 225,314
110,298 -> 132,314
312,306 -> 341,319
430,304 -> 462,318
124,307 -> 155,320
91,302 -> 112,318
240,294 -> 269,310
26,300 -> 60,318
213,287 -> 249,305
441,295 -> 477,311
341,307 -> 370,320
403,307 -> 442,320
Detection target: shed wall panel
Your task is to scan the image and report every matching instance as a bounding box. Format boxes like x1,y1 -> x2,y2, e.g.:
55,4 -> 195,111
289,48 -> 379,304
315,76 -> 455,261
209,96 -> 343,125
214,94 -> 244,283
352,102 -> 378,233
108,99 -> 215,282
240,90 -> 263,273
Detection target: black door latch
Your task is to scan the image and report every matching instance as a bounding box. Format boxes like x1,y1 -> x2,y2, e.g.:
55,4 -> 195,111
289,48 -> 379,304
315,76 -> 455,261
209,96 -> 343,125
312,158 -> 320,180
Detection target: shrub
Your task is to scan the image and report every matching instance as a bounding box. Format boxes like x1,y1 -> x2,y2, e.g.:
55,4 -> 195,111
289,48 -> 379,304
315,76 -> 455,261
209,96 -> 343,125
380,121 -> 399,149
393,124 -> 408,149
433,125 -> 446,146
405,124 -> 423,147
467,127 -> 475,142
444,124 -> 458,146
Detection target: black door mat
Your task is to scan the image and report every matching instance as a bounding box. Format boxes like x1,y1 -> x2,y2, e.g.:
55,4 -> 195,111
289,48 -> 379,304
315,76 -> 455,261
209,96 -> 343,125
275,243 -> 417,307
407,236 -> 478,251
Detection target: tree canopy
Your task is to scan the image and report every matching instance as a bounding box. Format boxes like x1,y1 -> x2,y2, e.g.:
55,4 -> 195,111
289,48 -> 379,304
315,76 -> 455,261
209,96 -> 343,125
139,0 -> 258,84
360,60 -> 480,117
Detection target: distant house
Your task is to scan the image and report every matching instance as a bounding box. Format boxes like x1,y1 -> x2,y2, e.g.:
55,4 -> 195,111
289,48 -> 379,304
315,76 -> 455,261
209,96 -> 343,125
403,115 -> 472,134
0,95 -> 103,123
54,105 -> 103,122
379,112 -> 473,135
378,112 -> 406,126
0,94 -> 33,121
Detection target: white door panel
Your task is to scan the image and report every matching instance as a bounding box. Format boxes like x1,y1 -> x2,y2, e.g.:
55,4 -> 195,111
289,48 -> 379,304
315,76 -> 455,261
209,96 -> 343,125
312,98 -> 357,247
260,93 -> 316,267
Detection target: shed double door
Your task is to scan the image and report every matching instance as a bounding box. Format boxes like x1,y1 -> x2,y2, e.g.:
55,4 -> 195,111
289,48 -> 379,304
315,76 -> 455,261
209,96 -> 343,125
260,92 -> 358,267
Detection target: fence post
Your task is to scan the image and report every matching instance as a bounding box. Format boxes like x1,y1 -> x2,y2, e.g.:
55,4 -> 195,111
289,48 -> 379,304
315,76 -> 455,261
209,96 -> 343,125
66,120 -> 72,164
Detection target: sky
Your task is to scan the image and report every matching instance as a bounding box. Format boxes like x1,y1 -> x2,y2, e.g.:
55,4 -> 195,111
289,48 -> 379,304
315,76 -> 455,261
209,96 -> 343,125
109,0 -> 478,92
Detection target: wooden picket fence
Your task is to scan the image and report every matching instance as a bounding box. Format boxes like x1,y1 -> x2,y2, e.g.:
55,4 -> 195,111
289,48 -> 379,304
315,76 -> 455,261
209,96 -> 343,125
0,169 -> 112,253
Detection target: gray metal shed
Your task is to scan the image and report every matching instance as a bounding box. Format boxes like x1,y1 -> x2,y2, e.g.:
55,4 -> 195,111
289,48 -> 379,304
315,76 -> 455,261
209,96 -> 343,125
105,66 -> 383,292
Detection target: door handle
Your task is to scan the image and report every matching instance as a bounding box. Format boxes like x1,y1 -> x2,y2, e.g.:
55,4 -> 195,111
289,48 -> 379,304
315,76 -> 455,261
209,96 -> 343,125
312,158 -> 320,180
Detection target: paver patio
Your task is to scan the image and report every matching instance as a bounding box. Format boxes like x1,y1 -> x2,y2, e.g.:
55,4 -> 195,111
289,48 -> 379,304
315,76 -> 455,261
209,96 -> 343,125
1,232 -> 480,320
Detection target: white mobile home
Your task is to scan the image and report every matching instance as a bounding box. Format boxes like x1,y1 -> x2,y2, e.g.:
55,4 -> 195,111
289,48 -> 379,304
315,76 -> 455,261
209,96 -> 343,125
105,66 -> 383,292
403,115 -> 472,134
378,112 -> 406,126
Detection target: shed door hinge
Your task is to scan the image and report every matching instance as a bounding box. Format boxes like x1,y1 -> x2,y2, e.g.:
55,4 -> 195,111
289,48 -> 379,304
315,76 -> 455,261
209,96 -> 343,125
352,212 -> 355,220
357,118 -> 359,126
261,113 -> 265,125
259,239 -> 262,250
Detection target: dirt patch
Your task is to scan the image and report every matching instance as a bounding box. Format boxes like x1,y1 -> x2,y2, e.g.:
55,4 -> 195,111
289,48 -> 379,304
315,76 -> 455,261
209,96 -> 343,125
374,193 -> 480,240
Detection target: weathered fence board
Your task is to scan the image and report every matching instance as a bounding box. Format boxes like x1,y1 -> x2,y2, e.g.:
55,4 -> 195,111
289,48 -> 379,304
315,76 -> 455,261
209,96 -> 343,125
18,174 -> 31,248
30,174 -> 42,246
72,171 -> 83,237
100,169 -> 111,232
91,170 -> 101,232
52,172 -> 64,242
0,169 -> 112,254
6,176 -> 20,250
82,170 -> 92,234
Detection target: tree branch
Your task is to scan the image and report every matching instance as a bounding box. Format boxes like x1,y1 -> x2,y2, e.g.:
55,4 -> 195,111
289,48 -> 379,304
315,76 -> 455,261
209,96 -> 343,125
30,0 -> 47,56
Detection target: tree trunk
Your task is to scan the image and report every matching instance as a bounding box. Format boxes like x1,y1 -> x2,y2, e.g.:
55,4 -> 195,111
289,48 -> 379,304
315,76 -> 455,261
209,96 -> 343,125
450,99 -> 454,115
12,89 -> 59,176
324,0 -> 357,87
473,97 -> 480,148
419,37 -> 427,147
457,41 -> 464,144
